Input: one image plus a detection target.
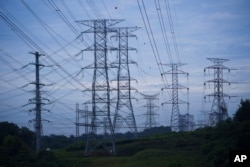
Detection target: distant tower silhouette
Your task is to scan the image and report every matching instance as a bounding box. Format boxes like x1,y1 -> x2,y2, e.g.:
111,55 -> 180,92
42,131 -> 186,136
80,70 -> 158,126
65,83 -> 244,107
204,58 -> 231,126
111,27 -> 139,135
75,103 -> 89,139
179,113 -> 195,132
77,19 -> 123,156
140,93 -> 159,129
161,63 -> 189,132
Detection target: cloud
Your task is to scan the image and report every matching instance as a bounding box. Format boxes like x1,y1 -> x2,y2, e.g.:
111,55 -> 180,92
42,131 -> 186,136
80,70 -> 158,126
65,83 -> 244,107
0,0 -> 250,135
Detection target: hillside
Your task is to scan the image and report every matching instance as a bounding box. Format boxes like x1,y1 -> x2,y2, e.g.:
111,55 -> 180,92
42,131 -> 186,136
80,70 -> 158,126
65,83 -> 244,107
54,118 -> 249,167
0,99 -> 250,167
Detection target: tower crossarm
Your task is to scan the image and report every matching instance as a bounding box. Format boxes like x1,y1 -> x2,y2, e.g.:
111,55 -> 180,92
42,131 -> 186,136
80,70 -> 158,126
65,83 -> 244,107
205,78 -> 230,84
162,84 -> 188,90
204,92 -> 229,98
76,19 -> 124,28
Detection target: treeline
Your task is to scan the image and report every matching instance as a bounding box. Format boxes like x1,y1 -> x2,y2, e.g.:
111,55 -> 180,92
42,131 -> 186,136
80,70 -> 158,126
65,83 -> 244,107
103,99 -> 250,166
42,125 -> 171,150
0,99 -> 249,167
0,122 -> 65,167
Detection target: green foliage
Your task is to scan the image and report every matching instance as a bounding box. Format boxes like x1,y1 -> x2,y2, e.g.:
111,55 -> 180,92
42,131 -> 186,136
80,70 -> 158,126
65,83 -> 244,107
0,122 -> 34,148
19,127 -> 34,147
0,122 -> 19,144
65,141 -> 85,151
0,135 -> 36,167
1,99 -> 250,167
36,150 -> 65,167
132,149 -> 168,160
3,135 -> 23,156
234,121 -> 250,149
0,122 -> 66,167
234,99 -> 250,122
42,135 -> 74,149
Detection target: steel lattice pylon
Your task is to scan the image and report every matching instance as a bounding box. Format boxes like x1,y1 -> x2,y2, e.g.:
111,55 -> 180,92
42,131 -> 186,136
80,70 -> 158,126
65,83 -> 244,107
77,19 -> 123,156
204,58 -> 230,126
111,27 -> 139,135
162,63 -> 189,132
140,93 -> 159,129
75,103 -> 89,139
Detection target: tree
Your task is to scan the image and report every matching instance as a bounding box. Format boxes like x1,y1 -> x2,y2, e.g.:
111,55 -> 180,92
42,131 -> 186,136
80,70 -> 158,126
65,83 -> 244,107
234,99 -> 250,122
19,127 -> 34,147
0,122 -> 19,144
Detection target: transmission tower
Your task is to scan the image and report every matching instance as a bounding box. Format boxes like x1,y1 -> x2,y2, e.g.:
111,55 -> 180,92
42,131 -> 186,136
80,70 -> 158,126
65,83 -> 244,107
161,63 -> 189,132
77,19 -> 123,156
140,93 -> 159,129
26,52 -> 49,153
111,27 -> 139,135
204,58 -> 231,126
75,103 -> 89,139
179,113 -> 195,132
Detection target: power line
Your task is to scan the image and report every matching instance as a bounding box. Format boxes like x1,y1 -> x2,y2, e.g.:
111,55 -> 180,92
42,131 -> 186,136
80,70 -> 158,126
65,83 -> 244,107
137,0 -> 171,99
154,0 -> 173,64
47,0 -> 79,36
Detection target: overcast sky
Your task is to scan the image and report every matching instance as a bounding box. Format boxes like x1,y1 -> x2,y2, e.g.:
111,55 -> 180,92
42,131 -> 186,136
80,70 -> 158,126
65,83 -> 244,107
0,0 -> 250,136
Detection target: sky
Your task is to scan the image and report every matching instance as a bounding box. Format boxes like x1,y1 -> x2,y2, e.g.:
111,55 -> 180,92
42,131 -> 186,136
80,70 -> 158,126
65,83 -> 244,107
0,0 -> 250,136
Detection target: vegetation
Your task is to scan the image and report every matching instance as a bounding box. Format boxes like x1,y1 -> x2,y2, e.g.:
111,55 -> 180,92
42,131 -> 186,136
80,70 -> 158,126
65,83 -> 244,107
0,99 -> 250,167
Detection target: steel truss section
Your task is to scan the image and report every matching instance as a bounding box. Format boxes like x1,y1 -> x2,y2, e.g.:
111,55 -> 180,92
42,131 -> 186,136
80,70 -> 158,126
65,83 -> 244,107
162,63 -> 189,132
77,19 -> 124,156
204,58 -> 230,126
111,27 -> 140,135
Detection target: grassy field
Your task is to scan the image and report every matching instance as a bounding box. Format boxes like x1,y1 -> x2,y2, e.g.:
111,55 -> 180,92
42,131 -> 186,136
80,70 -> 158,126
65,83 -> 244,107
54,149 -> 206,167
53,133 -> 208,167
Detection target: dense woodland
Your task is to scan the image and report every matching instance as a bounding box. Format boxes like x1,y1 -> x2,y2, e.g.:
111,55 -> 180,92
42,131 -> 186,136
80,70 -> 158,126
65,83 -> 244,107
0,99 -> 250,167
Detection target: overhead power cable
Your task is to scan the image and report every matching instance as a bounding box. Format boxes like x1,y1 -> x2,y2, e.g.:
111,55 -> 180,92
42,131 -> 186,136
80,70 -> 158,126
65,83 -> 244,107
137,0 -> 171,98
0,8 -> 90,98
164,0 -> 181,63
154,0 -> 173,64
47,0 -> 79,36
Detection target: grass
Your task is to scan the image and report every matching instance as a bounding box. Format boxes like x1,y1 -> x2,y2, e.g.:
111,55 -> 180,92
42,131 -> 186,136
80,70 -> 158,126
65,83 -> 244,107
53,148 -> 206,167
53,134 -> 208,167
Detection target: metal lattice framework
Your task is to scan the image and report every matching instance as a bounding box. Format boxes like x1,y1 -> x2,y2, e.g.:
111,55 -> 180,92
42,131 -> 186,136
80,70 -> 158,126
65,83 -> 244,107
111,27 -> 139,135
75,103 -> 89,138
77,19 -> 123,156
162,63 -> 189,132
204,58 -> 230,126
179,113 -> 195,132
140,93 -> 159,129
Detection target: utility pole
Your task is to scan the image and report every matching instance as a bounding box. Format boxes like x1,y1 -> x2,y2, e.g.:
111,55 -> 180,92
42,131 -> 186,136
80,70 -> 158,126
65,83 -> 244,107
35,52 -> 41,153
28,51 -> 45,153
140,93 -> 159,129
161,63 -> 189,132
204,58 -> 231,126
111,27 -> 139,135
77,19 -> 123,156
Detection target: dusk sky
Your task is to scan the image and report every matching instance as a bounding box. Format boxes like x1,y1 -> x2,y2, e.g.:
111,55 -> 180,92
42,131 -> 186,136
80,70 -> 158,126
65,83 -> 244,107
0,0 -> 250,136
